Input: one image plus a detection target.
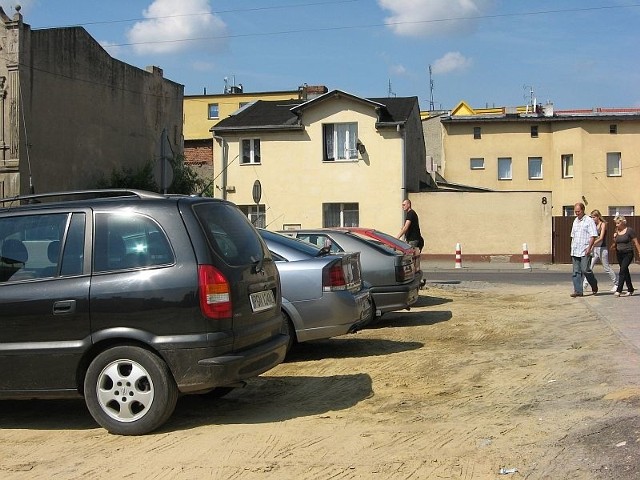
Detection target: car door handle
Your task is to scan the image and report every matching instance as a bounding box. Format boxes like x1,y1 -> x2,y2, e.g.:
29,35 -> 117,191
53,300 -> 76,315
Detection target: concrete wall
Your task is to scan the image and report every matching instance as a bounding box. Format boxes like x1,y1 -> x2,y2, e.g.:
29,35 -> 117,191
21,27 -> 184,194
409,190 -> 553,264
0,8 -> 184,197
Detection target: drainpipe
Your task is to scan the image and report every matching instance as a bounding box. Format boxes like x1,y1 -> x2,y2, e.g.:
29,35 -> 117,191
399,123 -> 406,224
212,135 -> 228,200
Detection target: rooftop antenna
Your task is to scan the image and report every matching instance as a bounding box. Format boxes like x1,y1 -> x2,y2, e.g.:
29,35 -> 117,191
523,85 -> 536,113
429,65 -> 435,111
387,79 -> 396,98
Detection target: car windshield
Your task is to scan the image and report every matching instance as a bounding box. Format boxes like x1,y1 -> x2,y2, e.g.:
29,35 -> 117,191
259,229 -> 322,256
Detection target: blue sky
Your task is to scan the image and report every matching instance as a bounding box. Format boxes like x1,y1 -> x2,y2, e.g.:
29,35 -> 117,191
4,0 -> 640,110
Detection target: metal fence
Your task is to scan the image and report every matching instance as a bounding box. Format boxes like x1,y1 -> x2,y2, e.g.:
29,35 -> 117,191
552,216 -> 640,264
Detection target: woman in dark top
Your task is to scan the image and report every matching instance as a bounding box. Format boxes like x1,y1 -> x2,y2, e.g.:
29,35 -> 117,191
612,215 -> 640,297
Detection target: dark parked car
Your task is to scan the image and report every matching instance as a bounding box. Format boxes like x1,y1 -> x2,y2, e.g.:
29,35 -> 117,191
336,227 -> 423,282
0,190 -> 288,435
258,229 -> 372,354
280,229 -> 421,318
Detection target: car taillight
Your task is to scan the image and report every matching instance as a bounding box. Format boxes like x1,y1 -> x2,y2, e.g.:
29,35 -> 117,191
198,265 -> 232,319
323,261 -> 347,291
395,256 -> 415,282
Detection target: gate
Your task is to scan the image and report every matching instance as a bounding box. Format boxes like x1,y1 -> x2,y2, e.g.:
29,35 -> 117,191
552,216 -> 640,264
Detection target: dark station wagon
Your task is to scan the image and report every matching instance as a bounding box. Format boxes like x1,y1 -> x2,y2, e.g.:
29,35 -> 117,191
0,190 -> 288,435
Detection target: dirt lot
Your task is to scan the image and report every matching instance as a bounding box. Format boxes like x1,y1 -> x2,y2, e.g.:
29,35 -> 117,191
1,281 -> 639,479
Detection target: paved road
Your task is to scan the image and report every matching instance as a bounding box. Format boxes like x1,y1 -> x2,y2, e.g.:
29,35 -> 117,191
424,261 -> 640,353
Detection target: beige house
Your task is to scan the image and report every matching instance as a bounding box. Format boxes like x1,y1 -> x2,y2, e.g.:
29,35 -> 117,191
0,7 -> 183,198
211,90 -> 430,234
433,101 -> 640,217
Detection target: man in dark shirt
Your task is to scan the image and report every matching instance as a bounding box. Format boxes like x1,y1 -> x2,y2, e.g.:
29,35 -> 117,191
397,199 -> 423,250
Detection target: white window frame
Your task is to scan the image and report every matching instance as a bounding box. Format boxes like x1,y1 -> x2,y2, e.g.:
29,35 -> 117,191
241,138 -> 261,165
323,123 -> 358,161
322,203 -> 359,227
561,154 -> 574,179
498,157 -> 512,180
208,103 -> 219,119
470,158 -> 485,170
239,204 -> 266,228
606,152 -> 621,177
528,157 -> 543,180
608,206 -> 634,216
563,205 -> 575,217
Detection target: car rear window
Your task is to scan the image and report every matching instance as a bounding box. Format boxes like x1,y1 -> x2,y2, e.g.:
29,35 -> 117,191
259,229 -> 322,256
193,202 -> 265,266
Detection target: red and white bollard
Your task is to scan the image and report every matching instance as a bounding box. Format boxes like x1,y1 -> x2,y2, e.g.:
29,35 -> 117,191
522,243 -> 531,270
455,243 -> 462,269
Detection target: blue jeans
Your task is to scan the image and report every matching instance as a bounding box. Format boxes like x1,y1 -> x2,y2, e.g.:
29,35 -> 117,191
572,255 -> 597,294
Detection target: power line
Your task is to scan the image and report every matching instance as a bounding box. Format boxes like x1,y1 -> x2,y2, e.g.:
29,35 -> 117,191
35,0 -> 362,29
33,4 -> 640,48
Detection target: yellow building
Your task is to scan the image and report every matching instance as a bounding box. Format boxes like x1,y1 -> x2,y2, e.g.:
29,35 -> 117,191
183,84 -> 316,165
436,101 -> 640,217
211,90 -> 429,234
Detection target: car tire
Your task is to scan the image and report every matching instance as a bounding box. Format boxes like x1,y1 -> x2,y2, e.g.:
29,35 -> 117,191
84,346 -> 178,435
281,311 -> 296,354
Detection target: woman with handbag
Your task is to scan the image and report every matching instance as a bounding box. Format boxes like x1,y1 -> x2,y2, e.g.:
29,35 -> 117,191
611,215 -> 640,297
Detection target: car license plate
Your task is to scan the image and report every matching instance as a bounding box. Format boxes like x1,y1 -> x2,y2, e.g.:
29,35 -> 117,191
250,290 -> 276,312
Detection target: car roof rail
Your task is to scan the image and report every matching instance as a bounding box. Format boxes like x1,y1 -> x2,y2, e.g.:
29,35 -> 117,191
0,189 -> 164,206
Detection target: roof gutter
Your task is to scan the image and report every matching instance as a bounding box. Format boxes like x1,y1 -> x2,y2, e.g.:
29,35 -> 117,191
211,125 -> 305,134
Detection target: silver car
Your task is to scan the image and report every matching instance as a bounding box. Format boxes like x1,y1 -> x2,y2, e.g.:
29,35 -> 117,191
280,229 -> 421,318
258,229 -> 372,354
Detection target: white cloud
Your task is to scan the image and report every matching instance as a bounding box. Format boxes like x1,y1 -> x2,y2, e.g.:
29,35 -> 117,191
127,0 -> 227,55
191,60 -> 215,72
432,52 -> 472,74
390,64 -> 407,76
378,0 -> 493,37
100,40 -> 125,58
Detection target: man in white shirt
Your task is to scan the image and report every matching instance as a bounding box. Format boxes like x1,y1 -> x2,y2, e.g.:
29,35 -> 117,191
570,202 -> 598,297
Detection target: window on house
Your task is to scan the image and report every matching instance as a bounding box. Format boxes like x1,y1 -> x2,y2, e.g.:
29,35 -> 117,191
208,103 -> 219,119
561,154 -> 574,178
563,206 -> 575,217
241,139 -> 261,164
531,125 -> 539,138
528,157 -> 543,179
239,205 -> 266,228
498,157 -> 512,180
322,203 -> 359,227
470,158 -> 485,170
606,152 -> 621,176
473,127 -> 482,139
608,206 -> 634,216
610,124 -> 617,134
323,123 -> 358,161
